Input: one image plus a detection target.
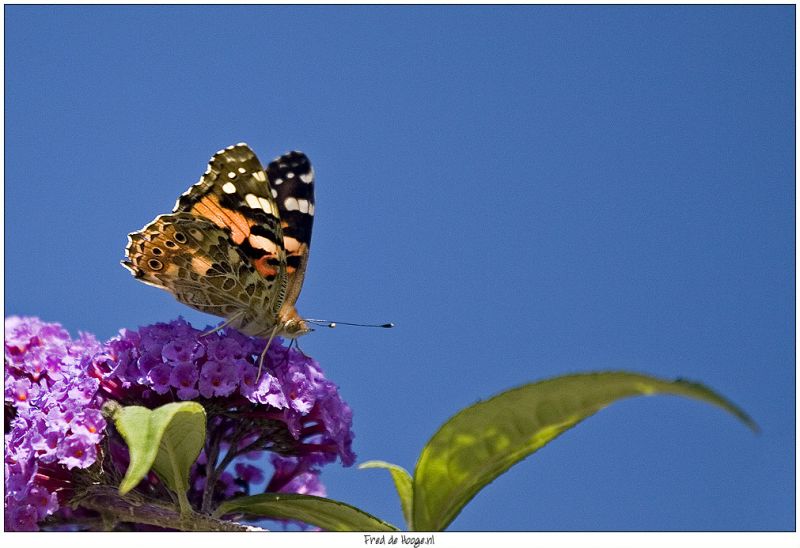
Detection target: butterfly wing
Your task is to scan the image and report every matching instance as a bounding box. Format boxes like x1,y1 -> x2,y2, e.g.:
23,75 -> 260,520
172,143 -> 288,315
123,143 -> 315,337
266,151 -> 315,308
122,213 -> 278,335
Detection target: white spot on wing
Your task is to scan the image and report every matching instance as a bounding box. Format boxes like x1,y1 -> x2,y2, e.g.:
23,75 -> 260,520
253,171 -> 266,182
238,167 -> 246,174
249,234 -> 278,254
284,197 -> 299,211
245,193 -> 261,210
222,182 -> 237,194
283,235 -> 301,253
227,171 -> 236,179
286,172 -> 295,179
274,178 -> 283,185
258,197 -> 272,213
271,188 -> 278,198
308,203 -> 315,216
298,199 -> 309,214
300,169 -> 314,183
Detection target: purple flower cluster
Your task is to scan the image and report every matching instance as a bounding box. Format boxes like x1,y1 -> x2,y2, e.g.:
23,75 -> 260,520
4,317 -> 106,531
97,318 -> 355,465
5,316 -> 357,531
94,318 -> 354,513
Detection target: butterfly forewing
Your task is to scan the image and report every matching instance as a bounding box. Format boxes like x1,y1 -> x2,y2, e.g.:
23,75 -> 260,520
174,144 -> 290,311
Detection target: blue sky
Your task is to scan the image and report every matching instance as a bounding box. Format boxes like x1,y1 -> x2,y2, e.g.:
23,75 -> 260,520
5,5 -> 794,531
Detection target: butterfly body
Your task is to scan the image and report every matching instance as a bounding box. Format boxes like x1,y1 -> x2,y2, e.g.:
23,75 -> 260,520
123,144 -> 315,341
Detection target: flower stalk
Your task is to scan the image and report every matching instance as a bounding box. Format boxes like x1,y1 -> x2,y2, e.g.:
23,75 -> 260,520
76,485 -> 257,532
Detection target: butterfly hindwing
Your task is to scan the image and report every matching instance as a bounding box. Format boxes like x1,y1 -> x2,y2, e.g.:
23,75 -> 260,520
122,213 -> 278,327
267,151 -> 315,306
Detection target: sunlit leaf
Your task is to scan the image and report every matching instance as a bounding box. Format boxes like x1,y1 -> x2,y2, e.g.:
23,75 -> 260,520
412,371 -> 757,531
113,401 -> 206,513
360,460 -> 414,529
214,493 -> 399,532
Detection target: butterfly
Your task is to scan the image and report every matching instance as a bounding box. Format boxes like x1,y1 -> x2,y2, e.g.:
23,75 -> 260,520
122,143 -> 316,367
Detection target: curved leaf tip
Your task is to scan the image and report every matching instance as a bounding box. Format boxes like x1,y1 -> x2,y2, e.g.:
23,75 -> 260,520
359,460 -> 414,529
411,371 -> 758,531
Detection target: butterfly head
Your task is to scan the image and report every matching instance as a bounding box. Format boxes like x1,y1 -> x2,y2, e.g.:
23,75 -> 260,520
277,305 -> 312,339
280,317 -> 312,338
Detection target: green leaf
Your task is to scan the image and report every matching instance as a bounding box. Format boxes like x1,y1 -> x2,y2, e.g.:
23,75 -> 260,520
412,371 -> 758,532
359,460 -> 414,529
113,402 -> 206,512
214,493 -> 399,532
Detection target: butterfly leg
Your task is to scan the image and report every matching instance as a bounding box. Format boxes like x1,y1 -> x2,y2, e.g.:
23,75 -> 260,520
276,339 -> 298,367
293,339 -> 311,359
257,325 -> 281,381
201,312 -> 242,337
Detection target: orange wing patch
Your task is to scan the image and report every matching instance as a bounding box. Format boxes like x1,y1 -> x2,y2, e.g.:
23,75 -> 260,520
191,194 -> 250,245
190,193 -> 283,279
253,255 -> 278,278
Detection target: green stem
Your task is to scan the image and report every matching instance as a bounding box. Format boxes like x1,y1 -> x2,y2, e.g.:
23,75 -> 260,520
77,485 -> 260,532
201,423 -> 224,514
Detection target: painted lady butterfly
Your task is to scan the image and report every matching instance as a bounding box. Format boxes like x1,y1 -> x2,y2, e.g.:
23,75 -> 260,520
122,143 -> 316,358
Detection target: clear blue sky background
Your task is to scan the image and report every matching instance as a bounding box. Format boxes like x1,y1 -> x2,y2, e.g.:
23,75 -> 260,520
5,5 -> 794,531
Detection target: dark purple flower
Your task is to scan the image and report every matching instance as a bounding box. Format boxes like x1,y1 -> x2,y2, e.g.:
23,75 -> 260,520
269,455 -> 326,497
235,463 -> 265,485
7,504 -> 39,531
147,363 -> 172,394
315,391 -> 357,467
206,337 -> 245,361
198,360 -> 238,398
217,472 -> 241,498
240,367 -> 287,408
161,336 -> 206,362
136,352 -> 162,376
170,362 -> 200,400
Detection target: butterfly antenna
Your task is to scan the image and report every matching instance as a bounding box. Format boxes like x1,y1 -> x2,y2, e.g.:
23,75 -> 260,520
305,319 -> 395,330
